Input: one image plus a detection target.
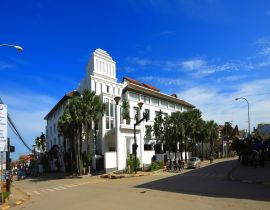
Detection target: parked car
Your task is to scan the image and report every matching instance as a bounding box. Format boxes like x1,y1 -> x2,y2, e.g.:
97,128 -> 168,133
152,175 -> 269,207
187,157 -> 201,169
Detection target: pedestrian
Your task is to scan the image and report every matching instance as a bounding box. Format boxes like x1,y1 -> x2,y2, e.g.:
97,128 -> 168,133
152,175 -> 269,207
178,159 -> 181,172
260,150 -> 265,168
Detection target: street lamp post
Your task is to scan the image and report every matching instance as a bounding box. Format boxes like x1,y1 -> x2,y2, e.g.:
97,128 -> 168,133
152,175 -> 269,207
0,44 -> 23,52
32,144 -> 36,176
133,102 -> 148,173
235,97 -> 250,135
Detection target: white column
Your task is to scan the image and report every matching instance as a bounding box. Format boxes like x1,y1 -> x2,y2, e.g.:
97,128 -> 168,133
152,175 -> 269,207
116,104 -> 125,170
101,115 -> 106,154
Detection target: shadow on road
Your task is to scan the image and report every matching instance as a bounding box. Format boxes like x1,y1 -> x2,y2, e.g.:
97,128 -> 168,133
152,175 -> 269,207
136,159 -> 270,202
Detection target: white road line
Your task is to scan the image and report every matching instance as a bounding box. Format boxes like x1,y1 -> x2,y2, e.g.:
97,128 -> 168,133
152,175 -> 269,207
34,191 -> 41,195
40,189 -> 48,193
57,186 -> 67,189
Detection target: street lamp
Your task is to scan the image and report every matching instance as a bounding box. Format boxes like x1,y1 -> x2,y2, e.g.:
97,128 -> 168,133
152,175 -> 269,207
0,44 -> 23,52
235,97 -> 250,135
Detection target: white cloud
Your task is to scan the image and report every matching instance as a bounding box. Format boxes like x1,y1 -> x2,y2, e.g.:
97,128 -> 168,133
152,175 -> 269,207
180,59 -> 239,78
217,75 -> 248,83
0,61 -> 16,70
138,76 -> 190,87
127,57 -> 155,66
124,66 -> 135,73
181,59 -> 206,71
178,78 -> 270,131
1,90 -> 57,156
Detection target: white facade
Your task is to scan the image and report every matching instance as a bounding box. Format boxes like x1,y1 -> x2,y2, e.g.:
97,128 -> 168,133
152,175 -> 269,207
45,49 -> 194,172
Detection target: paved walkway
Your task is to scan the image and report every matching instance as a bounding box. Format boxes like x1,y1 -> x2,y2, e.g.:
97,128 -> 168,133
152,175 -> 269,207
230,160 -> 270,186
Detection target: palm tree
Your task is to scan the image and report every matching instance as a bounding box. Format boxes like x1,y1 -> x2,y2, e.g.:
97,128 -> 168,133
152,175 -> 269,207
35,132 -> 46,152
81,89 -> 106,171
181,109 -> 202,160
58,95 -> 83,174
153,110 -> 165,149
58,108 -> 74,173
204,120 -> 219,158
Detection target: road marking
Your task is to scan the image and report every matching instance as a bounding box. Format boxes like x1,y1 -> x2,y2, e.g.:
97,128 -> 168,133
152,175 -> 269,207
57,186 -> 67,189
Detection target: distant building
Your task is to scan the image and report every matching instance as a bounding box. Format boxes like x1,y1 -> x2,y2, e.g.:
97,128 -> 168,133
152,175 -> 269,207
44,49 -> 194,172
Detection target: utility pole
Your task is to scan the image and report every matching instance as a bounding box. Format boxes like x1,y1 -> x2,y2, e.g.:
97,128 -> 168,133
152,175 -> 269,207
6,138 -> 10,193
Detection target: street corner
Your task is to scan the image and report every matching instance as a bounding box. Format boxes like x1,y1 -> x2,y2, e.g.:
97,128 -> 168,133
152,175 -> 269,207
0,195 -> 30,210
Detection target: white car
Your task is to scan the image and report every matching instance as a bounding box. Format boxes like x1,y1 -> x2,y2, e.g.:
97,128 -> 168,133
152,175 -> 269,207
187,157 -> 201,169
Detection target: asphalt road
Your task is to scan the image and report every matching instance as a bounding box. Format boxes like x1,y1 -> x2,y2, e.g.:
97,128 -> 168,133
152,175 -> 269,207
14,159 -> 270,210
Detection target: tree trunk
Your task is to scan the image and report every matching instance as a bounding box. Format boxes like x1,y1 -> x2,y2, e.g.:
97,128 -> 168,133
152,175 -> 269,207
202,140 -> 204,161
180,138 -> 183,161
184,138 -> 187,162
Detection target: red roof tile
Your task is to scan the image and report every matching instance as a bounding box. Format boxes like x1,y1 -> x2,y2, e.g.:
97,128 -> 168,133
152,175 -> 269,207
142,83 -> 160,92
123,76 -> 160,92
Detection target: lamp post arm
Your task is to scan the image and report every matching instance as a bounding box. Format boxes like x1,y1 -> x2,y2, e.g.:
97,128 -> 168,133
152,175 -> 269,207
236,97 -> 250,135
0,44 -> 23,52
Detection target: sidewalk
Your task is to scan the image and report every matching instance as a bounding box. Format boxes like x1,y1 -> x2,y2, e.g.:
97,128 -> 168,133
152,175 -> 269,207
0,183 -> 30,209
230,160 -> 270,186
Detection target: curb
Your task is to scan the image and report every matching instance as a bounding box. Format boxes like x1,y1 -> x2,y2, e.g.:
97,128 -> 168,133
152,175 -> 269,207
100,170 -> 162,180
0,185 -> 31,209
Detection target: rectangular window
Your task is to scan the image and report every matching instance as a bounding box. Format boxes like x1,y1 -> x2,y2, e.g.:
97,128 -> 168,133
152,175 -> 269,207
53,123 -> 56,134
106,85 -> 110,93
176,104 -> 182,111
133,107 -> 139,121
101,83 -> 103,93
144,144 -> 152,151
145,96 -> 150,104
145,109 -> 150,120
130,92 -> 139,101
155,111 -> 159,118
94,82 -> 97,92
145,125 -> 152,139
110,118 -> 114,129
151,97 -> 159,106
106,117 -> 109,129
110,103 -> 114,117
160,100 -> 168,108
113,87 -> 115,94
169,103 -> 175,110
105,99 -> 109,116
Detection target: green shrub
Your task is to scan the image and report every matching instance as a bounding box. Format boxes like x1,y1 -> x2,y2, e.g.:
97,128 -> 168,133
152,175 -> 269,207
149,161 -> 164,171
126,155 -> 140,173
0,192 -> 10,202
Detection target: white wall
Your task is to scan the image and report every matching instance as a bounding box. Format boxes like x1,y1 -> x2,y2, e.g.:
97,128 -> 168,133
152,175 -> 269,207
142,150 -> 155,165
105,152 -> 117,170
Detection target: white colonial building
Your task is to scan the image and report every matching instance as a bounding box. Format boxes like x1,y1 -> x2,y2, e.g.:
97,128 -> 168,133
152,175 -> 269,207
45,49 -> 194,172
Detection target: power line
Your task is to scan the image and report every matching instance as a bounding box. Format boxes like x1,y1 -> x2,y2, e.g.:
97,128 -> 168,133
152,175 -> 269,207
0,97 -> 32,152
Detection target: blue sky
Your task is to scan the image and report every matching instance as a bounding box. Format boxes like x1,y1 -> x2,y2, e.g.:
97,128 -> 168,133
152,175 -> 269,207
1,0 -> 270,158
